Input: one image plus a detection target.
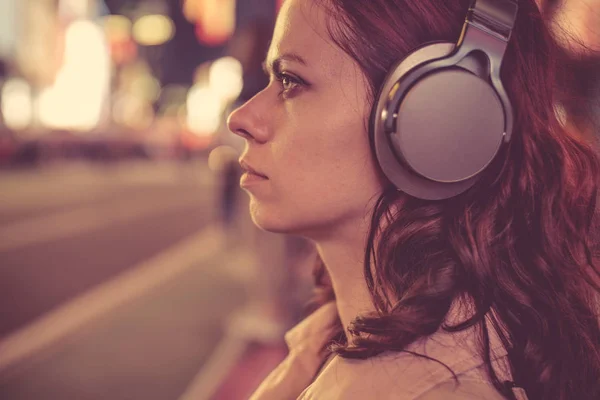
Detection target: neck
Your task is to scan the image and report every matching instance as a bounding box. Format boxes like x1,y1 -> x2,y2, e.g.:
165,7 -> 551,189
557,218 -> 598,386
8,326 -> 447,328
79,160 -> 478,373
313,215 -> 377,341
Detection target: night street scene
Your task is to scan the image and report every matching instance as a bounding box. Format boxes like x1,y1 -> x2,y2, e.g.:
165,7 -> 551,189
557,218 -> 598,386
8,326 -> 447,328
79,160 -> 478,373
0,1 -> 599,399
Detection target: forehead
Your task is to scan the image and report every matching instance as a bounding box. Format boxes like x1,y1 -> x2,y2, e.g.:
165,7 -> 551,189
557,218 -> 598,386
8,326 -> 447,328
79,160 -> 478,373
267,0 -> 371,109
267,0 -> 336,65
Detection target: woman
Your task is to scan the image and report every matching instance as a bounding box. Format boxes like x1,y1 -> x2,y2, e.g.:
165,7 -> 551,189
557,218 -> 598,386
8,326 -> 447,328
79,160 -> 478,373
227,0 -> 600,399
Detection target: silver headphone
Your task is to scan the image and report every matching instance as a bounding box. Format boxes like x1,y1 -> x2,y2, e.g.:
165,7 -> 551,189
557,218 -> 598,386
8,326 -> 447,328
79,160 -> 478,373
372,0 -> 519,200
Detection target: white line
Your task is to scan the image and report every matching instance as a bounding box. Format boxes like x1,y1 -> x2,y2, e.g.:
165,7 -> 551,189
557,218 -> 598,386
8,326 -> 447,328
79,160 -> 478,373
0,194 -> 202,252
178,271 -> 292,400
178,305 -> 290,400
0,224 -> 226,373
177,250 -> 259,400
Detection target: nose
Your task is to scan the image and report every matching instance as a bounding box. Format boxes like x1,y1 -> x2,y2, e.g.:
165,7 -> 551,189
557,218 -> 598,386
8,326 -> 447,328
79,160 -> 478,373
227,95 -> 269,143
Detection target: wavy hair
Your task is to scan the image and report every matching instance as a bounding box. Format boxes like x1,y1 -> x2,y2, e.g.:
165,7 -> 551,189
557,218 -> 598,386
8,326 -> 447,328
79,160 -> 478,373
306,1 -> 600,399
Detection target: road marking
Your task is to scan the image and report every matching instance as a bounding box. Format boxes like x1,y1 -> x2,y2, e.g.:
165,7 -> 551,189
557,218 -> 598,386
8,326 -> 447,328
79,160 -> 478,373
178,303 -> 290,400
0,194 -> 204,252
178,249 -> 288,400
0,224 -> 226,373
177,249 -> 257,400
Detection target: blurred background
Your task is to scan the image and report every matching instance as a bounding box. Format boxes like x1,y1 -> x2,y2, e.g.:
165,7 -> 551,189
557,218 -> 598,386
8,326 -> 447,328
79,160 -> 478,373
0,0 -> 598,399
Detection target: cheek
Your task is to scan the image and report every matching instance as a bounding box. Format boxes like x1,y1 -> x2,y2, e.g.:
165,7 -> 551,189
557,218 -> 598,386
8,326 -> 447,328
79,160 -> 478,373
272,112 -> 380,206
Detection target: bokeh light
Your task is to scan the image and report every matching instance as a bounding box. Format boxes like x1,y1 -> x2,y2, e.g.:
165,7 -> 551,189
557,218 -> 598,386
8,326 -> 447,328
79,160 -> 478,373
209,56 -> 243,102
132,14 -> 175,47
1,78 -> 33,130
37,20 -> 110,131
183,0 -> 235,46
102,14 -> 132,42
186,85 -> 224,136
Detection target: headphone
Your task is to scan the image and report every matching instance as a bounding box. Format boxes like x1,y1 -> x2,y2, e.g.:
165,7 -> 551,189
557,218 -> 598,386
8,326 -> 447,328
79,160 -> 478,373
372,0 -> 519,200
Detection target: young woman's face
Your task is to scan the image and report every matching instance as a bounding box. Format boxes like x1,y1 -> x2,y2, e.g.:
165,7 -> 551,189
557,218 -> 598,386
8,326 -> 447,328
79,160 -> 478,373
227,0 -> 384,237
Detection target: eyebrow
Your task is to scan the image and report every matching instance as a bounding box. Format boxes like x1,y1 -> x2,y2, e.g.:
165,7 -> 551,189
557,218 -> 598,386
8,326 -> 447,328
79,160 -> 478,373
262,53 -> 308,75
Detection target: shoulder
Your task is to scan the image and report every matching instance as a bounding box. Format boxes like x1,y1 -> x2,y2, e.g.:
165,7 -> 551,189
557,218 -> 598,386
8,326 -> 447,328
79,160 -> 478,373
414,379 -> 507,400
294,301 -> 514,399
301,354 -> 507,400
299,322 -> 512,400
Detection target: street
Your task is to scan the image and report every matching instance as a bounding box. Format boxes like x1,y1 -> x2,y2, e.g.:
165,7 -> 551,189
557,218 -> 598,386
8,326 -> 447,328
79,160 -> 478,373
0,160 -> 258,400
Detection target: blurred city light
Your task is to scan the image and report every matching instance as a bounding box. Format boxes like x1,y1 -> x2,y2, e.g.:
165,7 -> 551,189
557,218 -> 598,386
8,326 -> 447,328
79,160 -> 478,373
17,1 -> 60,86
209,56 -> 243,102
101,15 -> 137,65
102,14 -> 132,42
186,85 -> 223,136
1,78 -> 33,130
58,0 -> 90,18
183,0 -> 235,46
130,74 -> 162,103
184,56 -> 243,139
132,14 -> 174,47
37,20 -> 110,131
0,0 -> 17,58
113,93 -> 154,130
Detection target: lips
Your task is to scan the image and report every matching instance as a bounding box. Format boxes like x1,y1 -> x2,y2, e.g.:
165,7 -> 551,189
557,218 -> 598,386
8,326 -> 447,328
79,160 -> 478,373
239,160 -> 268,179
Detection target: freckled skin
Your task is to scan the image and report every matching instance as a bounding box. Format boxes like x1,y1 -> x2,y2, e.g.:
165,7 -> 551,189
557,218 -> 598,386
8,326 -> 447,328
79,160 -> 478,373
227,0 -> 384,240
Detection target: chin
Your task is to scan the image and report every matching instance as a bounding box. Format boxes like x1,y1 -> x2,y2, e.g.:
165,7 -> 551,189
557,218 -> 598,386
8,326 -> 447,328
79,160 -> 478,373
249,206 -> 298,234
248,200 -> 336,239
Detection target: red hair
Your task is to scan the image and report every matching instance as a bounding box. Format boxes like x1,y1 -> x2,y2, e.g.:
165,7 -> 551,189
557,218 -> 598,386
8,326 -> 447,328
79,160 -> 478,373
307,1 -> 600,399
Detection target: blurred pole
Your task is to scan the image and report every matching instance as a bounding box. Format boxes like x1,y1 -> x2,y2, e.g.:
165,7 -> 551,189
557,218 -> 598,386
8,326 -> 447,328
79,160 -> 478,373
221,160 -> 241,228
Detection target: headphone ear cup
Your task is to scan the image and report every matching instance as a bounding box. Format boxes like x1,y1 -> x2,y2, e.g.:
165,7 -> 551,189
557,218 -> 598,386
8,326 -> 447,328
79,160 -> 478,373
369,43 -> 452,164
372,42 -> 505,200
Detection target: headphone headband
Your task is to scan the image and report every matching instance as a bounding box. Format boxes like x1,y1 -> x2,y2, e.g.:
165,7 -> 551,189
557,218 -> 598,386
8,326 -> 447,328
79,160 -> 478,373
468,0 -> 518,42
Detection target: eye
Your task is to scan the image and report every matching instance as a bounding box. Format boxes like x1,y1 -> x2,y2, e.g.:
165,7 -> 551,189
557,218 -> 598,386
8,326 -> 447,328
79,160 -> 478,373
274,71 -> 305,98
280,74 -> 298,91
